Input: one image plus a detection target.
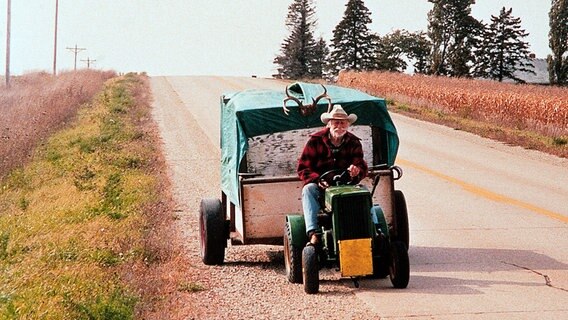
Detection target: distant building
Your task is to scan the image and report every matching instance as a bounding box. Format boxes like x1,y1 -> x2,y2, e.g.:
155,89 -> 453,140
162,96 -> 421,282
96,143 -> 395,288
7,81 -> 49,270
508,54 -> 550,85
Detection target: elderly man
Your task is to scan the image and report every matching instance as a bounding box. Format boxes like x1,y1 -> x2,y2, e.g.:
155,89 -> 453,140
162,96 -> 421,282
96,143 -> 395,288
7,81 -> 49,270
297,105 -> 368,246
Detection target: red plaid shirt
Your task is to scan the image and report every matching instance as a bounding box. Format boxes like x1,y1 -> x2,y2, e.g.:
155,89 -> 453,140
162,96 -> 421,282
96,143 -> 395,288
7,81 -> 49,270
297,127 -> 368,185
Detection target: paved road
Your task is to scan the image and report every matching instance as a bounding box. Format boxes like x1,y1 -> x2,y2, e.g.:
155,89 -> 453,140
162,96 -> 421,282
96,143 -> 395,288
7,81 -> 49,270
152,75 -> 568,319
360,113 -> 568,319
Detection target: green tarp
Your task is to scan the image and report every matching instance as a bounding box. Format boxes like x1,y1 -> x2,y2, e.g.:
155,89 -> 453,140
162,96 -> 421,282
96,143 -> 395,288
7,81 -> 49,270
220,82 -> 399,207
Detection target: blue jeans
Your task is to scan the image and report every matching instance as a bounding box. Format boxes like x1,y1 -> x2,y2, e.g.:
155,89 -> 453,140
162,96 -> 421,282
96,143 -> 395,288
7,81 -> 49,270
301,183 -> 322,234
302,183 -> 382,234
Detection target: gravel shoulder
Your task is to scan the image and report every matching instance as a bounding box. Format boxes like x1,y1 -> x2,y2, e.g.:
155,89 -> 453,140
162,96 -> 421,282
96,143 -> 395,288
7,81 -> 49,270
150,76 -> 381,319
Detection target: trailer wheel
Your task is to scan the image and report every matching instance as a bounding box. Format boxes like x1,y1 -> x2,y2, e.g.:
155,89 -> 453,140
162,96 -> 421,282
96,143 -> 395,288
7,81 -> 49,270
284,222 -> 303,284
302,245 -> 319,294
393,190 -> 410,250
199,198 -> 225,265
389,241 -> 410,289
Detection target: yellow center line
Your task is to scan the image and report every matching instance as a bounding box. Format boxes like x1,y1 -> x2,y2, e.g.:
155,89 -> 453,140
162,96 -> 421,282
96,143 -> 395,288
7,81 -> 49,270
397,158 -> 568,224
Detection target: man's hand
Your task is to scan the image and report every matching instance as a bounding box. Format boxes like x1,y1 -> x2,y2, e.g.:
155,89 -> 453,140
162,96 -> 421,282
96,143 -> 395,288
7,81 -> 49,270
318,179 -> 329,189
348,164 -> 360,178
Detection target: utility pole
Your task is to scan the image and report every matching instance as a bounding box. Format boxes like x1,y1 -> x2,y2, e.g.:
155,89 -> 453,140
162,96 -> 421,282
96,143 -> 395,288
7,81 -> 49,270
66,44 -> 86,70
53,0 -> 58,75
81,57 -> 96,69
5,0 -> 11,88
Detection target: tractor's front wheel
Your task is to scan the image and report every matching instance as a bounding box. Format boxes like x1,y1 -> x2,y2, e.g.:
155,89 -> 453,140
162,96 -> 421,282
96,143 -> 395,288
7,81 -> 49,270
372,256 -> 389,279
302,245 -> 319,294
389,241 -> 410,288
284,222 -> 303,284
199,198 -> 226,265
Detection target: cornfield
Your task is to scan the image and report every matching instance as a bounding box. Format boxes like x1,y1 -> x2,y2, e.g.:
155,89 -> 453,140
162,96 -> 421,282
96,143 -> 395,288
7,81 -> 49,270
338,71 -> 568,138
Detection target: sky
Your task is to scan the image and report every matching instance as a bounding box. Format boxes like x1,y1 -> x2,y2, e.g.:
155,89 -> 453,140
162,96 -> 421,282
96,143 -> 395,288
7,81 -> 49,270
0,0 -> 551,77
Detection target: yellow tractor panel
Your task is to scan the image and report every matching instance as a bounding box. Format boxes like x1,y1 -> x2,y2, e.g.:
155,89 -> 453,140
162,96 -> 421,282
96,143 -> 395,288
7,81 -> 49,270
338,238 -> 373,277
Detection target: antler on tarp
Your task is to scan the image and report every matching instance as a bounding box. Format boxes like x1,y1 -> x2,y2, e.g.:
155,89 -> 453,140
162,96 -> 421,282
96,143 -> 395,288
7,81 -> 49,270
283,84 -> 332,116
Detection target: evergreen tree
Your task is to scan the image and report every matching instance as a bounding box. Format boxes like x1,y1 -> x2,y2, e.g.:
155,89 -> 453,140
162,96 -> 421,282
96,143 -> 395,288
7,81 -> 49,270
473,7 -> 534,83
329,0 -> 375,75
273,0 -> 318,79
548,0 -> 568,85
427,0 -> 482,77
309,37 -> 330,79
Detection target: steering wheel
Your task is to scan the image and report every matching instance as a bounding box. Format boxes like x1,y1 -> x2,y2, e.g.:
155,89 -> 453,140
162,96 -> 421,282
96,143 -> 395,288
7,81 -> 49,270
318,169 -> 354,187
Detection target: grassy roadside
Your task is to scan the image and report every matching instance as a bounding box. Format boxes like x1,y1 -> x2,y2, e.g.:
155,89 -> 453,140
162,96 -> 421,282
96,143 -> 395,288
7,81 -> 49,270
0,73 -> 184,318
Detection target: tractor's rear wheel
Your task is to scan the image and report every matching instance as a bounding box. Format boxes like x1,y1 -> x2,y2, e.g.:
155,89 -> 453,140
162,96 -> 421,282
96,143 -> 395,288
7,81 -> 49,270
393,190 -> 410,250
199,198 -> 226,265
302,245 -> 319,294
372,235 -> 389,279
389,241 -> 410,288
284,222 -> 303,284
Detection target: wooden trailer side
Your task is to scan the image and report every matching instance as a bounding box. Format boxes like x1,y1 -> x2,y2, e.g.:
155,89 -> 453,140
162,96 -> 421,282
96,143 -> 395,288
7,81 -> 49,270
233,126 -> 394,245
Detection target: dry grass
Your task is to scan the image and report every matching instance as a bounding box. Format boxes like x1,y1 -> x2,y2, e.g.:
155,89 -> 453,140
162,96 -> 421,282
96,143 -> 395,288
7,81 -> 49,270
338,71 -> 568,158
0,70 -> 115,178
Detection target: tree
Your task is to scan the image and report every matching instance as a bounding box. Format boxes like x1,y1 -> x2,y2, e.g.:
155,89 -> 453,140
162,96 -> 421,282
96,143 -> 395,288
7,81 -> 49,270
274,0 -> 319,79
405,32 -> 432,74
427,0 -> 482,77
374,32 -> 407,72
328,0 -> 375,75
548,0 -> 568,85
374,30 -> 431,73
473,7 -> 534,83
310,37 -> 330,79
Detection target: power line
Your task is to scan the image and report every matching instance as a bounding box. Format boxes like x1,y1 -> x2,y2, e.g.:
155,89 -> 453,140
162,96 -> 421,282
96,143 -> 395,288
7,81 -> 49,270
53,0 -> 58,75
66,44 -> 86,70
81,57 -> 96,69
5,0 -> 11,88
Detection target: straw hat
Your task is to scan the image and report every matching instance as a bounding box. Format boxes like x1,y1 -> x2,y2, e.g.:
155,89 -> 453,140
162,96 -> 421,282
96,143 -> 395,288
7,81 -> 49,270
320,104 -> 357,124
